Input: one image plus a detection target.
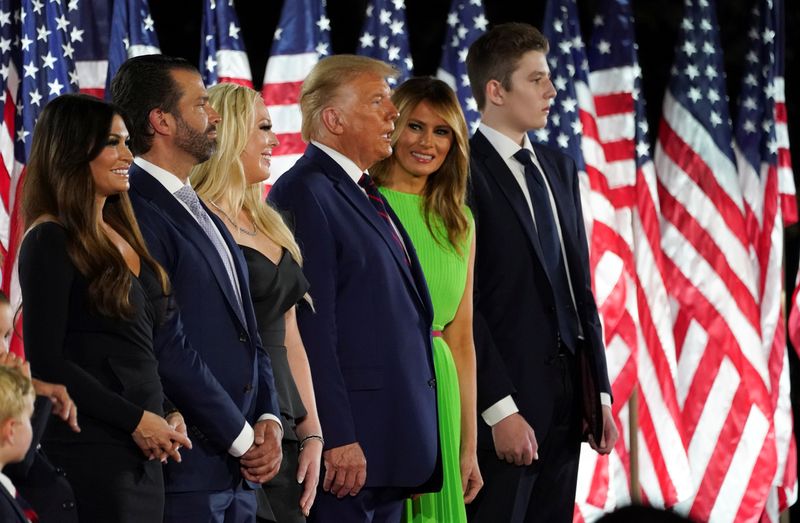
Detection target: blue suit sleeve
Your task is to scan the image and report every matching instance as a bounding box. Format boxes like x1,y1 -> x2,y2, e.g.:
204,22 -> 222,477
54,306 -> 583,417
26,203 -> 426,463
466,178 -> 519,412
136,214 -> 251,451
269,180 -> 357,449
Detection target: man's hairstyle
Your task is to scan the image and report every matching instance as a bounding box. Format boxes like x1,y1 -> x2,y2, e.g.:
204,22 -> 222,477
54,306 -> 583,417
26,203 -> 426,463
110,54 -> 199,155
298,54 -> 397,142
0,366 -> 33,422
466,23 -> 549,111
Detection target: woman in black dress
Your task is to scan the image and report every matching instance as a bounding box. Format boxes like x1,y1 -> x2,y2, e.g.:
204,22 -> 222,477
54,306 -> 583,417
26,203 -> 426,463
18,94 -> 191,522
190,83 -> 323,522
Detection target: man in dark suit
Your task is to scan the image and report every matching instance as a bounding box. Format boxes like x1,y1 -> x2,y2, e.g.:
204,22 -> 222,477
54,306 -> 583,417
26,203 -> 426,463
111,55 -> 283,523
464,23 -> 618,522
268,55 -> 440,523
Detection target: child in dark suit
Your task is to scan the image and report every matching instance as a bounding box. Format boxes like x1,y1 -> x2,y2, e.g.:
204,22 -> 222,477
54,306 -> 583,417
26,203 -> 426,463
0,364 -> 36,522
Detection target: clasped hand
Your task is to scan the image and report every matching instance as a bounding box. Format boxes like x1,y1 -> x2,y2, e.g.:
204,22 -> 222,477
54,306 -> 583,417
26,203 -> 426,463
239,419 -> 283,483
132,410 -> 192,463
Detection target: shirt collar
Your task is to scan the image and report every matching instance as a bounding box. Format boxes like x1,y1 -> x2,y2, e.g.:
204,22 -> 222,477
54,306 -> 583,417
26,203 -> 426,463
134,157 -> 191,194
0,472 -> 15,497
311,141 -> 367,185
478,123 -> 536,161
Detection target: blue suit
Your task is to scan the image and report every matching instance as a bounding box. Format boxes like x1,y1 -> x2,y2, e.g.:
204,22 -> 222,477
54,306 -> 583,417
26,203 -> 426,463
268,145 -> 441,513
128,163 -> 280,496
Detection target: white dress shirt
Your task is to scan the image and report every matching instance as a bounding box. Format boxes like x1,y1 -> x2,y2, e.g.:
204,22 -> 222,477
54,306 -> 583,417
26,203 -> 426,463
476,125 -> 610,427
134,157 -> 282,456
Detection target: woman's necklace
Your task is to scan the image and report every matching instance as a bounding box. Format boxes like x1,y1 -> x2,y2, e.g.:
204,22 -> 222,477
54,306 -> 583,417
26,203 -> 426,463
208,201 -> 258,236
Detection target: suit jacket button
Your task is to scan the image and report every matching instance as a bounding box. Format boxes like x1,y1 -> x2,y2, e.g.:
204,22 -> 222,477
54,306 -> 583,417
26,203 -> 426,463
239,332 -> 247,342
243,383 -> 253,392
62,501 -> 75,509
427,378 -> 436,388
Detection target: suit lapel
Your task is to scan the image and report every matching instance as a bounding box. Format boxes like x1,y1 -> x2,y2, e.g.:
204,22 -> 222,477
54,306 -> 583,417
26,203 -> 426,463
130,164 -> 247,328
536,147 -> 585,293
306,146 -> 429,314
473,132 -> 552,287
0,484 -> 27,522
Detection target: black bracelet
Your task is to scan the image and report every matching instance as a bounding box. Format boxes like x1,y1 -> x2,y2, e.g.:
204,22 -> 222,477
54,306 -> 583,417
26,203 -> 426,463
299,434 -> 324,452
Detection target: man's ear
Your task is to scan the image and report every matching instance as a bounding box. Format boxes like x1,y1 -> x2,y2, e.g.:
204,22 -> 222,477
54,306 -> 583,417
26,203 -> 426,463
321,106 -> 344,136
0,417 -> 15,446
148,107 -> 172,137
485,79 -> 505,107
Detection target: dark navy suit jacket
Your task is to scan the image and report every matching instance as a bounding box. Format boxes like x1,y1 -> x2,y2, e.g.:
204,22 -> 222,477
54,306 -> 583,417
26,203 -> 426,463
469,130 -> 611,450
268,144 -> 441,489
0,479 -> 27,523
129,163 -> 280,492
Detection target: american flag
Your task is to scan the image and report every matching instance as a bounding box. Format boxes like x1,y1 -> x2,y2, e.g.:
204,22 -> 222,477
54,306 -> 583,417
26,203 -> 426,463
67,0 -> 111,98
105,0 -> 159,99
261,0 -> 329,184
435,0 -> 487,135
654,0 -> 777,520
356,0 -> 412,85
531,2 -> 632,518
0,0 -> 17,264
734,0 -> 797,519
200,0 -> 252,88
2,0 -> 79,357
581,0 -> 692,519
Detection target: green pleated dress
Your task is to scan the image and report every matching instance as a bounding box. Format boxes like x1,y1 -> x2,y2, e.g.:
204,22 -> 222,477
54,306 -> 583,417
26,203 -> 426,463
380,187 -> 473,523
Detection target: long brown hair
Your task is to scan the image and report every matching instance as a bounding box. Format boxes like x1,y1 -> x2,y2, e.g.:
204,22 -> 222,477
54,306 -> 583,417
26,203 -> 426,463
371,77 -> 470,253
21,94 -> 169,318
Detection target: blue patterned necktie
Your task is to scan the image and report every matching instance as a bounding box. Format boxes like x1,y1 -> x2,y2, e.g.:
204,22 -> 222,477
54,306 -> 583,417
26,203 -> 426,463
174,185 -> 244,316
513,149 -> 578,352
358,173 -> 410,266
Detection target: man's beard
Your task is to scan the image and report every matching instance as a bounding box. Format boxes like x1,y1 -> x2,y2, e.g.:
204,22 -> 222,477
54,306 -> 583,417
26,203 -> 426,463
175,114 -> 216,164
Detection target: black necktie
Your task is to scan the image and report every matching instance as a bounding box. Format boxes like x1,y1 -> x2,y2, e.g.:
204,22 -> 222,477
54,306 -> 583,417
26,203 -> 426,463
358,173 -> 410,266
513,149 -> 578,353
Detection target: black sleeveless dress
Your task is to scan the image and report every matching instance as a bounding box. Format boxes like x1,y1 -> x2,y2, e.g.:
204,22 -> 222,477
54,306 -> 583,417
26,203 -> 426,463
241,246 -> 310,523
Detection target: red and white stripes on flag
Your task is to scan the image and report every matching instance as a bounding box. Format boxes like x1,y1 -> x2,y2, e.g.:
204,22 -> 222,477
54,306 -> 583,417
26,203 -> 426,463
582,0 -> 692,518
775,78 -> 796,225
655,0 -> 778,520
261,0 -> 330,185
535,2 -> 647,516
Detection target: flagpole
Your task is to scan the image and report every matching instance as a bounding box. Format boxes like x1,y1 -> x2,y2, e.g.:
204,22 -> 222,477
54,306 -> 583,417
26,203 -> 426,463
629,387 -> 640,504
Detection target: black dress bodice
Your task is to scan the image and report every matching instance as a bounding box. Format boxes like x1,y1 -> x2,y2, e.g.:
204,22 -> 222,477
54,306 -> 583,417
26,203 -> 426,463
241,245 -> 309,439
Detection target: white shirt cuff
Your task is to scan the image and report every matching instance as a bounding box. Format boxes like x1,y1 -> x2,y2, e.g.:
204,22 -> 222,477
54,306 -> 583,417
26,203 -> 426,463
228,422 -> 254,457
227,415 -> 283,457
600,392 -> 611,408
258,413 -> 284,436
481,395 -> 519,426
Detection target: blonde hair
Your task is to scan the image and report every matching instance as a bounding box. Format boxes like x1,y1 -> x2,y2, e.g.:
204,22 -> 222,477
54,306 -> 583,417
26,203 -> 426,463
371,77 -> 470,253
190,83 -> 304,270
0,366 -> 33,422
300,54 -> 398,142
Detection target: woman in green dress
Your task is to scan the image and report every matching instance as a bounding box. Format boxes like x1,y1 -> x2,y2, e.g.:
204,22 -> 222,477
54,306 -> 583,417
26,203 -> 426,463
371,77 -> 482,522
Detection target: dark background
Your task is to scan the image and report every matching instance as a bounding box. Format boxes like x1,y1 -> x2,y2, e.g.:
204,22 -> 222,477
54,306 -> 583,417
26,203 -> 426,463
152,0 -> 800,514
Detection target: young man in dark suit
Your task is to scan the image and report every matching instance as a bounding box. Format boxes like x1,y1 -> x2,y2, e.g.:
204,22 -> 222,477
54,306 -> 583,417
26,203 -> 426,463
465,23 -> 618,522
268,55 -> 440,523
111,55 -> 283,523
